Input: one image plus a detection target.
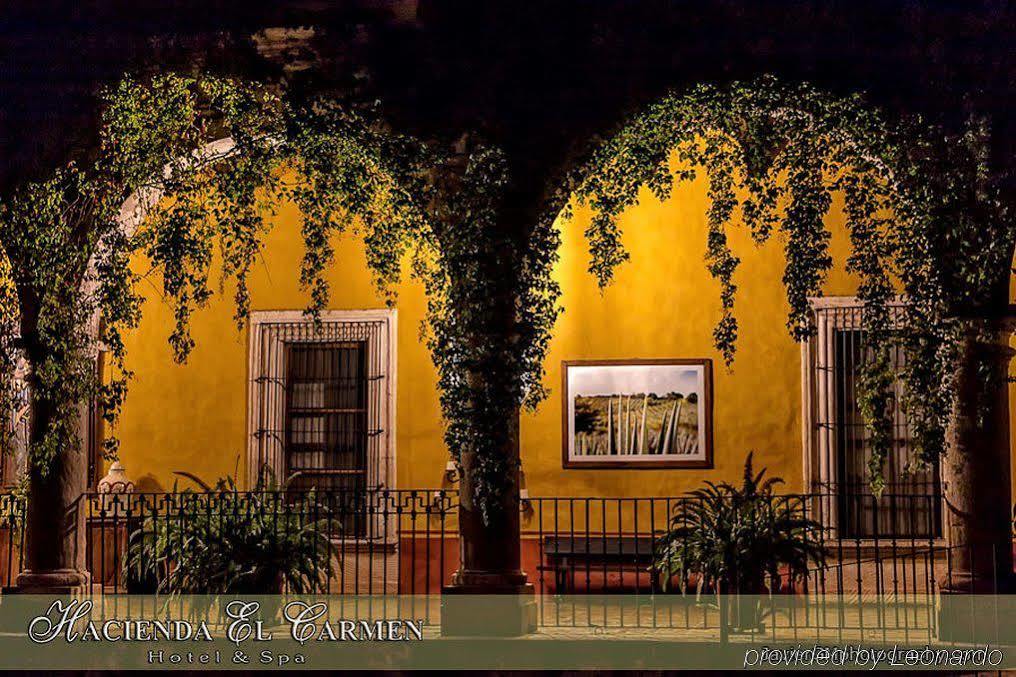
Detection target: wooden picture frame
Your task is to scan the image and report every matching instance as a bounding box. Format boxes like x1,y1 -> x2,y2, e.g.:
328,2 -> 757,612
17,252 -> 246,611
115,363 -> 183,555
562,358 -> 713,469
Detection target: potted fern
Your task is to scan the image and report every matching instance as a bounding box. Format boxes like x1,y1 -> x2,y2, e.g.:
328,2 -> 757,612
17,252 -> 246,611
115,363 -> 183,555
125,469 -> 338,596
653,453 -> 825,632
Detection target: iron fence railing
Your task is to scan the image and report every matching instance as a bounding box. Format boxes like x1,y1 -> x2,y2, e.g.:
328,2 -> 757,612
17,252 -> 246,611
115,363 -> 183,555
82,488 -> 458,599
528,493 -> 946,591
527,491 -> 961,637
0,487 -> 1010,642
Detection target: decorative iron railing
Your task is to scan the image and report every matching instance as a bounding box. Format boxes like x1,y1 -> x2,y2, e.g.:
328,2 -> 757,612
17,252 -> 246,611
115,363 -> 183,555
82,488 -> 458,598
528,491 -> 952,638
0,486 -> 1008,642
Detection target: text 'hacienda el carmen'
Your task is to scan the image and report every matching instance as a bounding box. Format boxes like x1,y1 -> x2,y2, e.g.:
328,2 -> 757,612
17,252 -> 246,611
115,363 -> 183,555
27,600 -> 426,644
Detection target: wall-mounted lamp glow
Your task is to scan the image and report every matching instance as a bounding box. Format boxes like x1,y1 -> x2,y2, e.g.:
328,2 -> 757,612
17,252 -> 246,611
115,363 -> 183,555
443,459 -> 460,485
519,468 -> 533,517
432,459 -> 460,513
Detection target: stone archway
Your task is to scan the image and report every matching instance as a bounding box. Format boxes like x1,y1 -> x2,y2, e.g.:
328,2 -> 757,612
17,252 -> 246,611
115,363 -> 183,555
12,138 -> 240,594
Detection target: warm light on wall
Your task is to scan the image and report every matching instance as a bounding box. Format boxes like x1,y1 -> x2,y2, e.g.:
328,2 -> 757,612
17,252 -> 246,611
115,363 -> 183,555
443,459 -> 460,485
519,468 -> 533,518
432,459 -> 461,512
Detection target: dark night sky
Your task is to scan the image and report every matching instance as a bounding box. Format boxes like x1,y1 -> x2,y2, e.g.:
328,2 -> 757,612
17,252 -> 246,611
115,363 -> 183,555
1,0 -> 1014,202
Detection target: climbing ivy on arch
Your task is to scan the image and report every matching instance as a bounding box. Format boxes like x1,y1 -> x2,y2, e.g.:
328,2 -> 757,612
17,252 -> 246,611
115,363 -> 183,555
0,73 -> 434,479
0,72 -> 564,523
563,76 -> 1013,493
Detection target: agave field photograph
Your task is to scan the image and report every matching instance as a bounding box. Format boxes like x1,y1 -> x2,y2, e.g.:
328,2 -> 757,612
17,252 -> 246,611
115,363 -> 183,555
562,360 -> 713,469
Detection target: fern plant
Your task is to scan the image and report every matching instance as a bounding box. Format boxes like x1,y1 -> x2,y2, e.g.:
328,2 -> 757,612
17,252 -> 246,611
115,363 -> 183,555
653,452 -> 825,630
125,471 -> 337,595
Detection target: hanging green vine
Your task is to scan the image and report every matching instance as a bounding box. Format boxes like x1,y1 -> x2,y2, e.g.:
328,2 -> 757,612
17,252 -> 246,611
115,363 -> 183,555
0,73 -> 431,480
0,74 -> 289,472
0,167 -> 102,471
1,69 -> 1009,518
567,76 -> 1014,492
0,71 -> 564,523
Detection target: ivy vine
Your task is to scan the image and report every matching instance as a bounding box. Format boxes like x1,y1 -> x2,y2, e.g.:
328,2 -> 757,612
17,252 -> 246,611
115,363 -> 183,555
567,76 -> 1014,492
0,72 -> 563,522
1,70 -> 1009,518
0,73 -> 428,481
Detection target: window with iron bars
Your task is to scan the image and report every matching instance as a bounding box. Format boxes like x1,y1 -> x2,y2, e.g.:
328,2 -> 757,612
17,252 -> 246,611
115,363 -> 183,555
247,311 -> 395,539
804,299 -> 943,540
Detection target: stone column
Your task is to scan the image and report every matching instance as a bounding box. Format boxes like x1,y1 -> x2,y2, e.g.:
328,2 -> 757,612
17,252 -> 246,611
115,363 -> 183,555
10,401 -> 90,594
441,414 -> 536,636
939,319 -> 1014,595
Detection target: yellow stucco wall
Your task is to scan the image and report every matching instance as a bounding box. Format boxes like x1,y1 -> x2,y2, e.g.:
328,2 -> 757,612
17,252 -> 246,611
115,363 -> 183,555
526,181 -> 858,497
116,195 -> 441,492
111,164 -> 1004,497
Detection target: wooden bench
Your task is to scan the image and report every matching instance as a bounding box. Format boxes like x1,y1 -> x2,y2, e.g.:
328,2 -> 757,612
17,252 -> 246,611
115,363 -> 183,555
540,535 -> 657,592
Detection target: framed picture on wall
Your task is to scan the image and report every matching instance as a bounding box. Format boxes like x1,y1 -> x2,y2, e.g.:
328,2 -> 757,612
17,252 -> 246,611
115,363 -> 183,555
562,359 -> 713,469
